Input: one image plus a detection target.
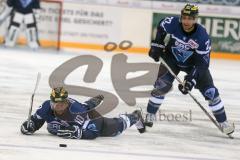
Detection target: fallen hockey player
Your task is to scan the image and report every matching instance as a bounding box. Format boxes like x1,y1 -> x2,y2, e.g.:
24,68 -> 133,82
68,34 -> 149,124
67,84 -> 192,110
21,87 -> 146,139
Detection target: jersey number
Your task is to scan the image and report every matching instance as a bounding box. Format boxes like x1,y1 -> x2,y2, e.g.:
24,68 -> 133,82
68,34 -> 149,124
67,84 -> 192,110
162,17 -> 174,25
75,115 -> 85,126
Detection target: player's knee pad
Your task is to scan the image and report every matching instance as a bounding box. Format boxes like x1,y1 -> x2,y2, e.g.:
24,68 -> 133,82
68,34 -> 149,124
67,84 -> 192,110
151,85 -> 172,97
154,69 -> 174,96
153,78 -> 173,97
201,86 -> 219,101
5,25 -> 20,47
201,86 -> 225,112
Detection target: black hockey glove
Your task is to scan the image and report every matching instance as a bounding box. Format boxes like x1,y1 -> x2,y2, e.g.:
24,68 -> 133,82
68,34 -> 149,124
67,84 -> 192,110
178,75 -> 196,94
178,75 -> 196,95
85,95 -> 104,110
57,125 -> 82,139
148,40 -> 165,62
21,120 -> 36,135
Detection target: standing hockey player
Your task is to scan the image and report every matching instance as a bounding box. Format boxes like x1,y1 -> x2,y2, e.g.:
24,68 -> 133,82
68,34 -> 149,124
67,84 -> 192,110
0,0 -> 40,49
145,4 -> 234,136
21,87 -> 145,139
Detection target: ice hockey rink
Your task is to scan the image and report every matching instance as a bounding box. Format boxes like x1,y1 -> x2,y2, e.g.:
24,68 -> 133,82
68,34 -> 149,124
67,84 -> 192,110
0,47 -> 239,160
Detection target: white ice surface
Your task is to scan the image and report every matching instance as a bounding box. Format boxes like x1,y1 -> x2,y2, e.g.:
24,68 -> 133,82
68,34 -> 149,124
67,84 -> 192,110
0,47 -> 239,160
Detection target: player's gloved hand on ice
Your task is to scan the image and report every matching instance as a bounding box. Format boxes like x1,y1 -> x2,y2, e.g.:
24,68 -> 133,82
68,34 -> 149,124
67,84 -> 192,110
178,75 -> 196,95
21,120 -> 36,135
57,125 -> 82,139
148,40 -> 165,62
84,95 -> 104,110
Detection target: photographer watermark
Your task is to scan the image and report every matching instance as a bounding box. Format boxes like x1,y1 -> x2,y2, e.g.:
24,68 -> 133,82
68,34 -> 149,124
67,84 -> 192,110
104,40 -> 133,52
49,53 -> 159,117
143,110 -> 192,122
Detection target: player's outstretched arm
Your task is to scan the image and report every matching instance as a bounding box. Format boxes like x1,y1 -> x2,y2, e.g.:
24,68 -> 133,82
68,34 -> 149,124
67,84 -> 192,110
84,95 -> 104,110
20,115 -> 45,135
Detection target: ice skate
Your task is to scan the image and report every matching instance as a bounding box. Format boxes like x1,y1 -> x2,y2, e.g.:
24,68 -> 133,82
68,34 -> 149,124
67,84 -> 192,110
132,110 -> 146,133
144,113 -> 156,127
219,121 -> 235,136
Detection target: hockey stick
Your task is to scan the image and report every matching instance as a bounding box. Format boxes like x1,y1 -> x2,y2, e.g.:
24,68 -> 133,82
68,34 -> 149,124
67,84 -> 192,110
159,58 -> 234,138
27,72 -> 41,129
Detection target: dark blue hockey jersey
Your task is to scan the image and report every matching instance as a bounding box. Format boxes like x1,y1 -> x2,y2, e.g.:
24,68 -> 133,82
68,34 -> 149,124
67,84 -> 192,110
32,98 -> 100,139
7,0 -> 40,14
156,16 -> 211,80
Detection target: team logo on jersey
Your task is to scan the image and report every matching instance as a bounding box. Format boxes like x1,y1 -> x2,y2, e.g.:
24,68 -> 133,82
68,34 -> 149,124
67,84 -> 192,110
188,39 -> 199,49
171,47 -> 193,63
47,121 -> 62,134
20,0 -> 32,8
173,34 -> 199,49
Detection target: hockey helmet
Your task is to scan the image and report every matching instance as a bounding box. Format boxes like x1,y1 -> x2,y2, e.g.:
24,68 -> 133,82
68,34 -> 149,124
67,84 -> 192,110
50,87 -> 68,103
181,4 -> 199,18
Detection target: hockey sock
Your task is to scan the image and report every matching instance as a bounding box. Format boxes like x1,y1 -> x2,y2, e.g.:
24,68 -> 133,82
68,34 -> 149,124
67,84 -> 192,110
209,98 -> 226,123
147,95 -> 165,114
119,114 -> 138,131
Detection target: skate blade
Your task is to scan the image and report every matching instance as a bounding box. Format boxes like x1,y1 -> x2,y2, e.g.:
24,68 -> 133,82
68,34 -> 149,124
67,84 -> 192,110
224,122 -> 235,139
